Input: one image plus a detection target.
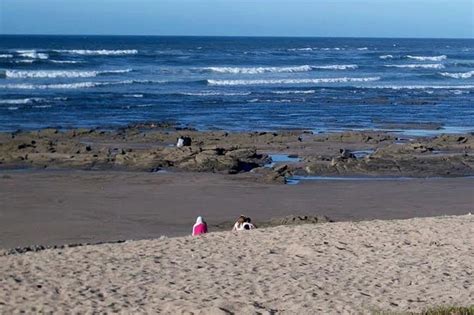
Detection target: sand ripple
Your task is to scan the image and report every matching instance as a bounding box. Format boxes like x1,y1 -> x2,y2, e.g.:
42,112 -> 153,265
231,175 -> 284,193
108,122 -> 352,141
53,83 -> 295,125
0,216 -> 473,314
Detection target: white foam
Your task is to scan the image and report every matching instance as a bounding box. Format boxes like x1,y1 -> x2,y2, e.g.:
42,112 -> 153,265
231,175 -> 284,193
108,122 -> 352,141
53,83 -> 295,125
288,48 -> 314,52
357,47 -> 368,51
50,60 -> 82,64
17,50 -> 49,59
32,105 -> 52,109
14,60 -> 35,64
379,55 -> 393,59
181,91 -> 252,96
4,69 -> 132,79
361,85 -> 474,90
439,71 -> 474,79
272,90 -> 316,94
0,80 -> 162,90
406,55 -> 447,61
0,54 -> 13,58
313,65 -> 358,70
207,77 -> 380,86
385,64 -> 445,69
54,49 -> 138,55
124,94 -> 144,98
0,98 -> 42,105
203,65 -> 313,74
203,64 -> 358,74
7,106 -> 18,110
321,47 -> 343,51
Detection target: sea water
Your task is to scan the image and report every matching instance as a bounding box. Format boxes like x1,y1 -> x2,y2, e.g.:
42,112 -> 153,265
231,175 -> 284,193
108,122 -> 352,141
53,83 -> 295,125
0,36 -> 473,133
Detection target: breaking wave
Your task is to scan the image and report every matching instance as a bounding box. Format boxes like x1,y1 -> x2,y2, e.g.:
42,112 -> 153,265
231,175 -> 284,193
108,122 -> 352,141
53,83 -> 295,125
360,85 -> 474,90
0,79 -> 161,89
202,65 -> 313,74
406,55 -> 447,61
54,49 -> 138,55
17,50 -> 49,59
2,69 -> 132,79
180,91 -> 252,96
379,55 -> 393,59
202,64 -> 358,74
385,64 -> 445,69
439,71 -> 474,79
207,77 -> 380,86
272,90 -> 316,94
0,98 -> 43,105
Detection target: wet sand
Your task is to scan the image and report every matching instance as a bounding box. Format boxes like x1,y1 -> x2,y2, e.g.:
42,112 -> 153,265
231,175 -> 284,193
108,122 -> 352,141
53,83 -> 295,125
1,170 -> 473,249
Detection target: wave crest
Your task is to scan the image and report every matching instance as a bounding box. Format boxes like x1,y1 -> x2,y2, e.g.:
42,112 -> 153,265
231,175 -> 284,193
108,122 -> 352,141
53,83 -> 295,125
202,65 -> 313,74
207,77 -> 380,86
54,49 -> 138,55
439,71 -> 474,79
385,64 -> 445,69
17,50 -> 49,59
406,55 -> 447,61
2,69 -> 132,79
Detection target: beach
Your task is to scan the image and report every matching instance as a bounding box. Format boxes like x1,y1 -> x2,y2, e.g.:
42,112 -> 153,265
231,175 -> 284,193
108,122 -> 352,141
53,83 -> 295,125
1,170 -> 473,250
1,215 -> 472,313
0,127 -> 473,248
1,35 -> 474,313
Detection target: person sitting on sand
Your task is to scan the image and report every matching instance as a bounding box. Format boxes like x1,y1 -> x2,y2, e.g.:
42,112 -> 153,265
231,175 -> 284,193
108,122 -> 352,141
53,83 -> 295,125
192,216 -> 208,236
232,215 -> 256,231
232,215 -> 247,231
242,217 -> 256,230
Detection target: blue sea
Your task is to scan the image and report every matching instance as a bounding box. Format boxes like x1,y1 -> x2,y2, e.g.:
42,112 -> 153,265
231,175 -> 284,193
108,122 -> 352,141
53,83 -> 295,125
1,36 -> 473,134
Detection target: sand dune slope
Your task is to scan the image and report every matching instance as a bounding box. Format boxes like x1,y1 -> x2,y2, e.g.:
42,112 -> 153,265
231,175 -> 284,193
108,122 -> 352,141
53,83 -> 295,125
0,216 -> 473,314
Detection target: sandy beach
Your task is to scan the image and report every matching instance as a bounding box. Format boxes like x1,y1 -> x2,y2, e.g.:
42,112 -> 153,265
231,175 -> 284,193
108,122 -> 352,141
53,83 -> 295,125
1,215 -> 472,313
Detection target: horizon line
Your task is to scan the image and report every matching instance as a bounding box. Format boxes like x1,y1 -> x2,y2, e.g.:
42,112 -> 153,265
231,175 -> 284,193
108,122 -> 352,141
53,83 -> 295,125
1,34 -> 473,40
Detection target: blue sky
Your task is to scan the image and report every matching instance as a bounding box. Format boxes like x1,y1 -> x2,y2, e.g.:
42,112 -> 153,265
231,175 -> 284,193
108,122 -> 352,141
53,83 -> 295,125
1,0 -> 473,38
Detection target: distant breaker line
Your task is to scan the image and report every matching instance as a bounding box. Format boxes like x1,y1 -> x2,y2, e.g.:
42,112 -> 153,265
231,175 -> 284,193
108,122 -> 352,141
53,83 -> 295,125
0,79 -> 162,90
359,84 -> 474,90
384,64 -> 445,69
200,64 -> 358,74
406,55 -> 447,61
52,49 -> 138,55
206,77 -> 380,86
1,69 -> 132,79
439,71 -> 474,79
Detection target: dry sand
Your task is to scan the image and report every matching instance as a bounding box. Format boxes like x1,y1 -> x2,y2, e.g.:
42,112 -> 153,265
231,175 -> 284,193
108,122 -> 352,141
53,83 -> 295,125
1,170 -> 473,249
0,215 -> 472,314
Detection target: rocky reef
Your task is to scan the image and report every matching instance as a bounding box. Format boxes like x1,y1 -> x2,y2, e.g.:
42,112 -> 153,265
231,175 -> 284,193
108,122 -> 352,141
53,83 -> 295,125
0,123 -> 472,183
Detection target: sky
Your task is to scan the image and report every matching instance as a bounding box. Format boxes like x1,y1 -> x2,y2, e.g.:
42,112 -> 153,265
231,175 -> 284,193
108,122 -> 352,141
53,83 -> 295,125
0,0 -> 473,38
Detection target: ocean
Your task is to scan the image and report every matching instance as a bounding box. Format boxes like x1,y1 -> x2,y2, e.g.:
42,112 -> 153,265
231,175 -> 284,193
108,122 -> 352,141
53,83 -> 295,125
0,35 -> 473,134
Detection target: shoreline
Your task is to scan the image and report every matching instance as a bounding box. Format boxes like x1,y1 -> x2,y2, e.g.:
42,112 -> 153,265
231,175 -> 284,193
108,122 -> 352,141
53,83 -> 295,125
1,169 -> 473,249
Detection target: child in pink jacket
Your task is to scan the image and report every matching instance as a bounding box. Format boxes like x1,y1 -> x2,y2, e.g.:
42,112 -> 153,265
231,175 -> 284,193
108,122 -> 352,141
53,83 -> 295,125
192,216 -> 208,236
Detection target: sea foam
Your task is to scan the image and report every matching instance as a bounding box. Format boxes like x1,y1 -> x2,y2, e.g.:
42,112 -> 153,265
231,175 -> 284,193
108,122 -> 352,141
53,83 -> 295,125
2,69 -> 132,79
406,55 -> 447,61
439,71 -> 474,79
385,64 -> 445,69
202,65 -> 358,74
272,90 -> 316,94
202,65 -> 313,74
0,80 -> 163,89
17,50 -> 49,59
54,49 -> 138,55
207,77 -> 380,86
0,98 -> 42,105
361,85 -> 474,90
